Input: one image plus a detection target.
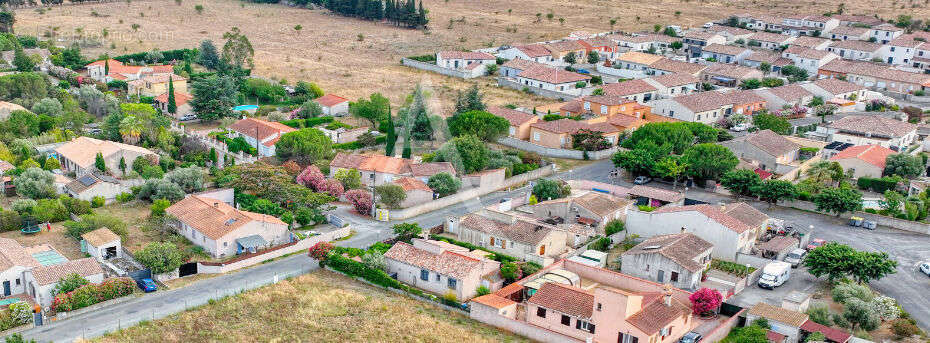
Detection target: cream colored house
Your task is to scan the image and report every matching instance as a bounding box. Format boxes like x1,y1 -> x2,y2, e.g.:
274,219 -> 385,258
488,106 -> 538,140
25,258 -> 105,307
384,239 -> 501,301
830,144 -> 896,179
54,136 -> 159,177
450,213 -> 567,264
127,74 -> 188,98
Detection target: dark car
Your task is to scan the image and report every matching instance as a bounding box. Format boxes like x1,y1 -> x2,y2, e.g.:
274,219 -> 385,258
679,332 -> 702,343
576,68 -> 590,74
137,278 -> 157,293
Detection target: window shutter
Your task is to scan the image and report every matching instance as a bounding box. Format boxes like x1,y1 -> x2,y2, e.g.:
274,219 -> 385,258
490,237 -> 495,246
588,323 -> 595,333
502,240 -> 507,249
576,320 -> 581,330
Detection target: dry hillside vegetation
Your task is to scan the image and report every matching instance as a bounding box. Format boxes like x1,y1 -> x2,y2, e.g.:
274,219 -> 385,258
16,0 -> 925,110
94,270 -> 529,343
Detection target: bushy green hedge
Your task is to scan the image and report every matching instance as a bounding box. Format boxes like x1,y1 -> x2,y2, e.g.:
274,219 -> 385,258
281,116 -> 335,129
428,235 -> 543,273
857,177 -> 899,193
333,135 -> 386,150
112,48 -> 198,64
52,277 -> 135,312
406,55 -> 436,63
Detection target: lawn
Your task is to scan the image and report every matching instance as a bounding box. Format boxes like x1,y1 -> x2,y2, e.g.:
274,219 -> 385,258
95,271 -> 530,343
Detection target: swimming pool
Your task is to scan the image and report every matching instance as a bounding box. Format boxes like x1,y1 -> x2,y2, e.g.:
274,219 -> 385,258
862,198 -> 882,209
0,298 -> 21,306
232,105 -> 259,112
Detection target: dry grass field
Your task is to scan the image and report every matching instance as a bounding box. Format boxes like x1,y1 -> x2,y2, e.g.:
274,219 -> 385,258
15,0 -> 927,113
94,270 -> 530,343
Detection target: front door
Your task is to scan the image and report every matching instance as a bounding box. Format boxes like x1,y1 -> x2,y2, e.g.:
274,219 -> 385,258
539,245 -> 546,256
657,270 -> 665,283
2,281 -> 10,296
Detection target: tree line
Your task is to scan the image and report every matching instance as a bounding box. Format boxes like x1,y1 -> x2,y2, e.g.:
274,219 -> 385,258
302,0 -> 428,28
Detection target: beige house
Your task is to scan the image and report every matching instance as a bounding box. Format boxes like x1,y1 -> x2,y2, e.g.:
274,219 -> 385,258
488,106 -> 538,140
816,115 -> 918,150
451,213 -> 568,264
54,136 -> 159,177
81,228 -> 122,261
227,118 -> 297,157
720,130 -> 801,174
85,59 -> 174,83
329,153 -> 455,187
529,119 -> 620,149
532,192 -> 632,234
154,91 -> 193,119
621,233 -> 713,290
830,144 -> 896,179
166,193 -> 290,258
25,258 -> 105,307
65,172 -> 126,203
384,239 -> 501,301
393,177 -> 434,208
127,74 -> 188,98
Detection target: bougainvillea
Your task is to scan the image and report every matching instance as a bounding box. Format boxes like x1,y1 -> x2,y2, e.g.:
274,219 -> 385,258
345,189 -> 372,215
308,242 -> 335,261
689,288 -> 723,316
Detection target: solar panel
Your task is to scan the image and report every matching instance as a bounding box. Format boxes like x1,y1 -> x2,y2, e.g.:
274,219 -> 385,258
77,175 -> 96,186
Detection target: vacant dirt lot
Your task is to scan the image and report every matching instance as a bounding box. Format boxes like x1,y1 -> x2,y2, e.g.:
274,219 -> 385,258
94,270 -> 529,342
15,0 -> 924,112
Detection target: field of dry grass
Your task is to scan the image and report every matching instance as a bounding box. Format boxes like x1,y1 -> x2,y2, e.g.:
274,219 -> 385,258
94,270 -> 529,343
15,0 -> 926,114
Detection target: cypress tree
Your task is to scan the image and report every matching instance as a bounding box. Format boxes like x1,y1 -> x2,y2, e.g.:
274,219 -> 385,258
167,76 -> 177,114
417,0 -> 427,26
384,106 -> 397,156
104,59 -> 109,75
401,135 -> 411,159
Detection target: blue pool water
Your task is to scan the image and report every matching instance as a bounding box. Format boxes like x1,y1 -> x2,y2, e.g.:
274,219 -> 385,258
233,105 -> 259,111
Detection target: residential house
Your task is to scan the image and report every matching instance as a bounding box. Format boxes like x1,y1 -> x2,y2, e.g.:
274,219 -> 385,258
799,78 -> 866,101
827,26 -> 870,41
532,192 -> 633,234
529,119 -> 621,149
166,192 -> 290,258
869,23 -> 904,44
628,185 -> 685,207
746,302 -> 810,343
626,202 -> 769,260
54,136 -> 159,177
830,144 -> 897,178
682,31 -> 727,58
816,115 -> 918,150
154,91 -> 193,119
451,213 -> 568,264
500,58 -> 549,78
790,36 -> 833,50
648,58 -> 708,77
650,91 -> 732,124
643,73 -> 701,98
318,126 -> 369,144
85,59 -> 174,83
559,95 -> 652,121
781,46 -> 839,75
544,40 -> 587,63
700,63 -> 764,87
329,152 -> 455,186
754,84 -> 815,110
833,15 -> 885,27
469,259 -> 698,343
741,51 -> 792,73
578,37 -> 619,60
613,51 -> 665,77
516,66 -> 591,93
601,79 -> 659,103
0,238 -> 40,298
65,172 -> 126,203
436,51 -> 496,71
747,32 -> 795,50
25,257 -> 105,307
497,44 -> 555,64
826,40 -> 888,61
609,33 -> 680,53
392,177 -> 434,208
384,239 -> 501,301
81,228 -> 122,261
227,117 -> 296,157
710,26 -> 754,44
127,74 -> 188,97
700,44 -> 752,64
818,59 -> 930,94
314,94 -> 350,116
488,106 -> 538,140
719,129 -> 802,174
621,233 -> 713,290
606,113 -> 649,132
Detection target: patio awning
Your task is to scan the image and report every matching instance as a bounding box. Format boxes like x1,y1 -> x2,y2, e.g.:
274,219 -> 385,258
235,235 -> 268,250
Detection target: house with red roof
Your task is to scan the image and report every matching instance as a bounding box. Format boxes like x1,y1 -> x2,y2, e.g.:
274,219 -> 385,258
497,44 -> 556,64
85,58 -> 175,83
529,118 -> 621,149
469,259 -> 700,343
436,51 -> 496,77
392,177 -> 434,208
154,91 -> 193,119
227,117 -> 297,157
487,106 -> 539,140
830,144 -> 897,179
313,94 -> 349,116
817,115 -> 918,150
384,238 -> 501,301
329,152 -> 455,186
626,202 -> 770,260
515,65 -> 591,94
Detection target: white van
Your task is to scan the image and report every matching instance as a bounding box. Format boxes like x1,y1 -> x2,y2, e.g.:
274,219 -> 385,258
758,261 -> 791,289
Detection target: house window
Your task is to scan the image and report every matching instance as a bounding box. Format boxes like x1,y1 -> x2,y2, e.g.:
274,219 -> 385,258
533,132 -> 541,141
537,307 -> 547,318
576,320 -> 596,333
15,278 -> 19,286
671,271 -> 679,282
509,127 -> 516,136
584,102 -> 591,110
601,106 -> 607,115
645,264 -> 650,271
561,315 -> 571,326
224,242 -> 228,247
420,269 -> 429,281
448,278 -> 457,289
597,303 -> 602,311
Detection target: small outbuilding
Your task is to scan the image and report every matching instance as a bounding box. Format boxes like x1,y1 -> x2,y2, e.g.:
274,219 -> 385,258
81,227 -> 122,261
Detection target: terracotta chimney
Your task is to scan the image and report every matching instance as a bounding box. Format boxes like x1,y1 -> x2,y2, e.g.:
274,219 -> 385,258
663,283 -> 673,307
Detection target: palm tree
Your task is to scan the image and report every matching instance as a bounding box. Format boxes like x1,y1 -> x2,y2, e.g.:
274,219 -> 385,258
119,115 -> 144,145
805,160 -> 835,184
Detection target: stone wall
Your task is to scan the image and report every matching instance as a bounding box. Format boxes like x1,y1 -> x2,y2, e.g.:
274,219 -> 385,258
779,200 -> 930,235
497,78 -> 581,101
700,310 -> 746,343
401,58 -> 478,79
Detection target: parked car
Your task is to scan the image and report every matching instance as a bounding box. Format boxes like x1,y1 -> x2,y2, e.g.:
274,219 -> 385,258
137,278 -> 157,292
806,238 -> 826,251
784,248 -> 807,268
920,262 -> 930,277
179,114 -> 198,121
679,331 -> 703,343
758,261 -> 791,289
633,176 -> 652,185
730,123 -> 751,132
576,68 -> 590,74
703,22 -> 714,28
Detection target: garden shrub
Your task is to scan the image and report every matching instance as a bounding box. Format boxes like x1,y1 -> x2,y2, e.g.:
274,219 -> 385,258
91,196 -> 105,208
52,277 -> 135,312
604,220 -> 625,236
832,282 -> 873,304
891,318 -> 920,338
589,236 -> 611,252
34,198 -> 69,223
60,196 -> 92,216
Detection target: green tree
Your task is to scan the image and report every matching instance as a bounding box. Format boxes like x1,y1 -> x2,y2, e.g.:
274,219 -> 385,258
350,93 -> 391,128
681,143 -> 739,181
222,27 -> 254,69
752,114 -> 791,135
563,52 -> 577,64
134,242 -> 184,274
166,76 -> 177,114
375,183 -> 406,209
813,187 -> 862,216
843,298 -> 880,331
805,242 -> 857,282
275,128 -> 332,164
453,85 -> 485,114
670,41 -> 684,50
427,172 -> 460,197
880,190 -> 905,215
392,222 -> 422,240
298,100 -> 323,118
43,157 -> 60,171
756,180 -> 797,206
334,168 -> 362,189
12,47 -> 35,72
533,178 -> 569,201
807,96 -> 825,107
385,112 -> 397,156
434,135 -> 489,174
447,110 -> 509,142
150,198 -> 171,216
52,273 -> 90,295
739,78 -> 762,90
198,40 -> 222,70
405,85 -> 433,141
31,98 -> 63,117
94,152 -> 106,172
613,148 -> 657,178
653,155 -> 688,188
884,154 -> 923,178
758,62 -> 772,74
720,169 -> 762,198
118,157 -> 126,175
587,50 -> 599,64
190,75 -> 237,122
806,160 -> 845,185
851,250 -> 898,284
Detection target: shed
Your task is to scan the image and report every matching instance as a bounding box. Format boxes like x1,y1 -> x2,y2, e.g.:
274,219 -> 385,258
81,227 -> 121,261
782,291 -> 812,313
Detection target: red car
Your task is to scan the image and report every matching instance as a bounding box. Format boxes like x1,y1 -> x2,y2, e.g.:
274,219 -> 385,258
806,238 -> 826,251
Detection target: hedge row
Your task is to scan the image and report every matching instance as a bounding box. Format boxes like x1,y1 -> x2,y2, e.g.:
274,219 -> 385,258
52,277 -> 135,312
332,135 -> 386,150
857,177 -> 899,194
325,253 -> 464,308
428,235 -> 519,263
281,116 -> 335,129
112,48 -> 198,64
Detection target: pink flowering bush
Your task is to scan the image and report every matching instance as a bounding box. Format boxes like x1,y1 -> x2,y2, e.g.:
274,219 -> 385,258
319,179 -> 345,198
296,165 -> 325,191
345,189 -> 372,215
52,277 -> 135,312
689,287 -> 723,316
308,242 -> 334,261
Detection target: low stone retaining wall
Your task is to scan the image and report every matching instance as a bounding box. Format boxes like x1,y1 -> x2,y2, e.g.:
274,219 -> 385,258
779,200 -> 929,235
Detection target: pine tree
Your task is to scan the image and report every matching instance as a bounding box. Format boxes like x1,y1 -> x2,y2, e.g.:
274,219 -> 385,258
167,76 -> 177,114
384,106 -> 397,156
417,0 -> 427,27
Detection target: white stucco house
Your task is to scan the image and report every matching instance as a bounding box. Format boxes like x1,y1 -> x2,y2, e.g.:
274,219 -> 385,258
81,228 -> 122,262
24,258 -> 105,307
227,117 -> 297,157
384,239 -> 502,301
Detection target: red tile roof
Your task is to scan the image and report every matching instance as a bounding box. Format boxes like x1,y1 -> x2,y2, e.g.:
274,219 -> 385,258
409,162 -> 455,177
315,94 -> 348,107
487,106 -> 537,126
767,330 -> 787,342
30,258 -> 104,286
515,44 -> 552,58
527,282 -> 594,318
393,177 -> 432,192
830,144 -> 897,169
329,152 -> 411,174
155,91 -> 192,107
623,233 -> 712,272
165,195 -> 286,240
383,242 -> 484,279
228,118 -> 296,141
519,66 -> 591,84
627,297 -> 691,335
826,115 -> 917,137
471,294 -> 517,309
628,185 -> 684,203
801,320 -> 852,343
531,118 -> 619,134
602,79 -> 657,97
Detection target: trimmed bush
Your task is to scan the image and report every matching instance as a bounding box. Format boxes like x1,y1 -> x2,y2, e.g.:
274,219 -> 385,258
52,277 -> 135,312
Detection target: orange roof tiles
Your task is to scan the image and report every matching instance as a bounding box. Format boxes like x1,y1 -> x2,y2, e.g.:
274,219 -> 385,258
315,94 -> 348,107
830,144 -> 897,169
30,258 -> 104,286
527,282 -> 594,318
228,118 -> 297,141
165,195 -> 286,240
487,106 -> 537,126
393,177 -> 432,192
471,294 -> 517,309
383,242 -> 484,279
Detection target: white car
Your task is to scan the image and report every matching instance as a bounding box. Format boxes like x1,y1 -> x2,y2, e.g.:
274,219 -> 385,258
920,262 -> 930,277
731,123 -> 751,132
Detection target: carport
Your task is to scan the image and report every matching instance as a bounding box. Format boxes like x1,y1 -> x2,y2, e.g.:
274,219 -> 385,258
235,235 -> 268,255
756,236 -> 799,259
